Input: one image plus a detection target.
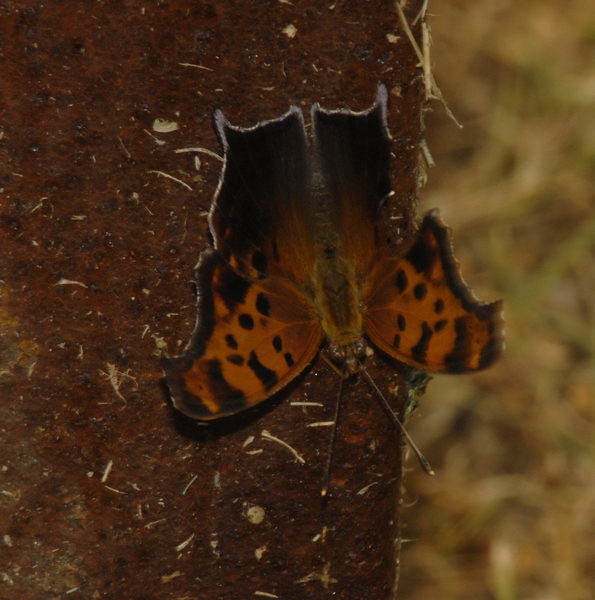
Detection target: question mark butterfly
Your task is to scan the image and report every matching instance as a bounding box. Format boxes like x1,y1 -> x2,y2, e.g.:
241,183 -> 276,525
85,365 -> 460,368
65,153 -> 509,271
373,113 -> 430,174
162,85 -> 504,423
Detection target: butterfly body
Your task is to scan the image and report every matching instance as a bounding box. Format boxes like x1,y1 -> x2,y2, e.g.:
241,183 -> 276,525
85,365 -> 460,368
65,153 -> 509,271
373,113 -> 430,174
311,249 -> 362,349
162,85 -> 504,420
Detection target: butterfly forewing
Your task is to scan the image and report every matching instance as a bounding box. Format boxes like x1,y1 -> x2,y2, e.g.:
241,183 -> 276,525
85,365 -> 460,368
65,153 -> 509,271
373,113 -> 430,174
363,211 -> 504,373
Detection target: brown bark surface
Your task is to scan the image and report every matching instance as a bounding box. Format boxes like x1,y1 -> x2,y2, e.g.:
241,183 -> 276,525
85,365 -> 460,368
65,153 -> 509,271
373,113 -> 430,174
0,1 -> 423,598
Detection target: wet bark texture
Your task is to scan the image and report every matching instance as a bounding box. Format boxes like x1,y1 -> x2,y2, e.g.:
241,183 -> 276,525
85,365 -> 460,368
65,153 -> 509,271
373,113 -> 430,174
0,1 -> 423,598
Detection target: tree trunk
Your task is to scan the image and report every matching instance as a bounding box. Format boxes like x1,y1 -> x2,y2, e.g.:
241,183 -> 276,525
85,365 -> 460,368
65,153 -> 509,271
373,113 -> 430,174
0,1 -> 424,598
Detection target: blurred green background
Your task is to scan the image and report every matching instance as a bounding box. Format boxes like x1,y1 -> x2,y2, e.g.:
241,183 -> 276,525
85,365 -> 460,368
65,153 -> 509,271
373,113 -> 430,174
399,1 -> 595,599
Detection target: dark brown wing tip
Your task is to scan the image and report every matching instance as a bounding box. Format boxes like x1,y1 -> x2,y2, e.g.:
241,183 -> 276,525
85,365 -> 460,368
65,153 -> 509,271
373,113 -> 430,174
161,353 -> 194,377
311,82 -> 388,121
160,354 -> 221,420
417,210 -> 505,371
213,104 -> 305,151
478,298 -> 505,369
421,209 -> 504,320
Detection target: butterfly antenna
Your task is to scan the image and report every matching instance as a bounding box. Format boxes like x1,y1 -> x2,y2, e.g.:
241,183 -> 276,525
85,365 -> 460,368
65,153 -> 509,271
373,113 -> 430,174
321,361 -> 347,497
358,360 -> 434,476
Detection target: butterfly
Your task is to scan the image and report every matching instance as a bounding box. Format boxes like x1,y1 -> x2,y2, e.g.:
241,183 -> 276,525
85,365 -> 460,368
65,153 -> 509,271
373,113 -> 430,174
161,84 -> 504,421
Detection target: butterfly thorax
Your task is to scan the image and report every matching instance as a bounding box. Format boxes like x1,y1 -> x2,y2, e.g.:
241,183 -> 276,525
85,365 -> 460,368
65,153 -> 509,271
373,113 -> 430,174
310,245 -> 364,356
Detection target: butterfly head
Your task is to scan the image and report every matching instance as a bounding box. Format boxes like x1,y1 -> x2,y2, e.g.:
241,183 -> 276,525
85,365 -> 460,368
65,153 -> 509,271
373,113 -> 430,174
327,336 -> 367,374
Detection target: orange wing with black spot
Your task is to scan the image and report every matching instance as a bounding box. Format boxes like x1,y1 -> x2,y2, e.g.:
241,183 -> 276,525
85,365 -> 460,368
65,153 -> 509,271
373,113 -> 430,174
162,249 -> 323,419
363,210 -> 504,373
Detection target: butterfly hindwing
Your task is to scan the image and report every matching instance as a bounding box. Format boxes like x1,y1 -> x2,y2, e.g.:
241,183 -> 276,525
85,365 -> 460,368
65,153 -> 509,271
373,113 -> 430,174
162,249 -> 323,419
210,106 -> 317,286
363,210 -> 504,373
312,85 -> 392,276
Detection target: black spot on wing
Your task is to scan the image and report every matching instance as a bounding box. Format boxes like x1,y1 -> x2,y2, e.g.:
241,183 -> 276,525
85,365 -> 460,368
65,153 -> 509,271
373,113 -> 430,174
238,313 -> 254,330
256,293 -> 270,317
396,269 -> 408,293
226,354 -> 244,366
393,334 -> 401,349
434,299 -> 444,314
247,350 -> 278,390
214,262 -> 251,311
434,319 -> 448,332
444,317 -> 471,372
414,283 -> 427,301
411,322 -> 433,364
273,336 -> 282,352
271,241 -> 280,263
205,359 -> 246,412
225,334 -> 238,350
252,251 -> 268,277
479,336 -> 499,370
407,232 -> 438,275
284,352 -> 294,367
398,314 -> 406,331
